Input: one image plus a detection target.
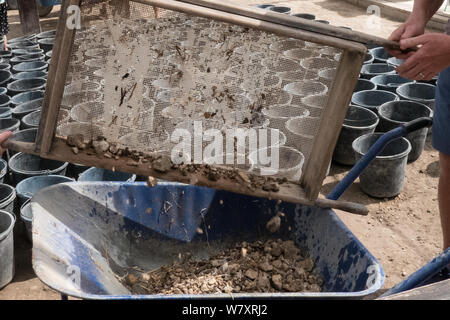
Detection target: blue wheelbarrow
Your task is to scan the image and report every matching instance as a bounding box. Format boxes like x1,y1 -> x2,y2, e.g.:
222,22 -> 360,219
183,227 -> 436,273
28,118 -> 435,299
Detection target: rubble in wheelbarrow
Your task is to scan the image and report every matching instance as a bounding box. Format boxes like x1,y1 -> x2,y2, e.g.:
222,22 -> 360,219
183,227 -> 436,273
120,239 -> 323,295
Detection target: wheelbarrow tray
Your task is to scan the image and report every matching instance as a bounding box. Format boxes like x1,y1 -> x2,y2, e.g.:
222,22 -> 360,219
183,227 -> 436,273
31,182 -> 385,299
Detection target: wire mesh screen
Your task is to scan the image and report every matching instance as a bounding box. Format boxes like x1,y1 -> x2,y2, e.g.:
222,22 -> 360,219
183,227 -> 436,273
55,0 -> 342,183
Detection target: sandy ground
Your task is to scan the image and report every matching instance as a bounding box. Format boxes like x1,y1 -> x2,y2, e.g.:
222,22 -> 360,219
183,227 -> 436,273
0,0 -> 445,300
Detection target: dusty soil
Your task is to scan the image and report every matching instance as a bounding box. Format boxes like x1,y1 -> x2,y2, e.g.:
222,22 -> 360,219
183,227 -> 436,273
122,239 -> 323,295
0,1 -> 445,300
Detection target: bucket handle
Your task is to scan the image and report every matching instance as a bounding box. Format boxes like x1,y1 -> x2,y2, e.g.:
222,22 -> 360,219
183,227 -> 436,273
327,117 -> 433,201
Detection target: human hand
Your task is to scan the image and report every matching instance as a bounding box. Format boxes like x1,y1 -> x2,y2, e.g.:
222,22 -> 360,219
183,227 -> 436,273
396,33 -> 450,80
386,20 -> 426,58
0,131 -> 13,155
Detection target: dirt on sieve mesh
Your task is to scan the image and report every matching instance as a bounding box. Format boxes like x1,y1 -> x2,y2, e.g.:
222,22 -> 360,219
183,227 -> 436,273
120,239 -> 323,295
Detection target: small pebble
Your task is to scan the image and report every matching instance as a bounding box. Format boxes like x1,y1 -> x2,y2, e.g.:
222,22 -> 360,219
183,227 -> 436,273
146,176 -> 158,187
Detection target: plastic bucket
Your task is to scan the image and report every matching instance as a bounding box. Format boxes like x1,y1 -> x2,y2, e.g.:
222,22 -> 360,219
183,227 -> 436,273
38,38 -> 54,53
0,87 -> 7,95
0,107 -> 12,119
292,13 -> 315,20
0,118 -> 21,133
10,128 -> 37,145
7,128 -> 37,156
0,210 -> 15,289
20,110 -> 41,129
0,63 -> 11,71
418,75 -> 438,87
45,51 -> 52,61
20,200 -> 32,242
262,104 -> 310,132
13,98 -> 42,119
7,78 -> 47,96
360,63 -> 396,79
0,158 -> 7,183
12,70 -> 47,81
8,152 -> 68,185
9,53 -> 45,66
9,35 -> 36,44
9,41 -> 39,50
370,74 -> 413,93
36,30 -> 56,40
285,116 -> 319,160
269,6 -> 291,14
353,133 -> 411,198
70,101 -> 104,123
333,106 -> 379,165
0,94 -> 11,108
370,47 -> 392,63
254,4 -> 274,9
364,52 -> 374,64
378,101 -> 432,162
0,50 -> 12,60
351,90 -> 399,113
11,90 -> 44,108
21,109 -> 68,130
78,167 -> 136,182
387,57 -> 404,67
0,184 -> 16,217
16,175 -> 74,208
67,163 -> 90,179
396,82 -> 436,110
61,90 -> 103,109
12,48 -> 44,56
64,81 -> 101,95
12,61 -> 48,74
0,70 -> 12,87
249,146 -> 305,182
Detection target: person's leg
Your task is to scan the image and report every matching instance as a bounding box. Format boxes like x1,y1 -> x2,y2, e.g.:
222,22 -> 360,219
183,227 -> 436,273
433,66 -> 450,250
439,152 -> 450,249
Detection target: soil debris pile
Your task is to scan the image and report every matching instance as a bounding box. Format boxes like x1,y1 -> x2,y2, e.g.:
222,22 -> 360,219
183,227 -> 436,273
121,239 -> 323,295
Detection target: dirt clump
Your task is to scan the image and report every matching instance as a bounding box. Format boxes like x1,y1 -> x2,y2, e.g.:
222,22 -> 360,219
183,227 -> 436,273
121,239 -> 323,295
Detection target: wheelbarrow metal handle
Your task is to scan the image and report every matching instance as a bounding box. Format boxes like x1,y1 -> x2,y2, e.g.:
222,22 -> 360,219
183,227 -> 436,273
403,117 -> 433,134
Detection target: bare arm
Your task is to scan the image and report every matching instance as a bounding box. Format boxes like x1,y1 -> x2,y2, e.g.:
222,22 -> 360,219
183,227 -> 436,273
387,0 -> 445,58
0,131 -> 13,156
408,0 -> 445,27
387,0 -> 450,80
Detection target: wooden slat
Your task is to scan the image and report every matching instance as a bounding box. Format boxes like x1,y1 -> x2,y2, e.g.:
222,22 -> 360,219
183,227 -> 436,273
28,0 -> 368,208
132,0 -> 365,51
6,139 -> 368,215
17,0 -> 41,35
35,0 -> 81,155
302,48 -> 366,200
178,0 -> 400,49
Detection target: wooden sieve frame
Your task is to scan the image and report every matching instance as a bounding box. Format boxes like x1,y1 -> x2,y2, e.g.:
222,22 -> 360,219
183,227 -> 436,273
7,0 -> 368,214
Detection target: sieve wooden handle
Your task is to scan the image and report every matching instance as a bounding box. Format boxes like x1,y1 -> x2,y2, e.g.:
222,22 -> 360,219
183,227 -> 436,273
314,198 -> 369,216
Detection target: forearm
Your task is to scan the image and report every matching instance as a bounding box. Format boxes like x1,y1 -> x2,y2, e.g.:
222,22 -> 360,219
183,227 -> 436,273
409,0 -> 445,25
